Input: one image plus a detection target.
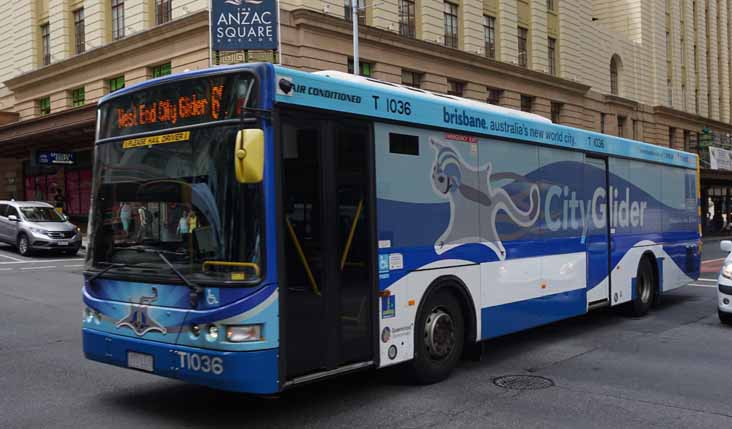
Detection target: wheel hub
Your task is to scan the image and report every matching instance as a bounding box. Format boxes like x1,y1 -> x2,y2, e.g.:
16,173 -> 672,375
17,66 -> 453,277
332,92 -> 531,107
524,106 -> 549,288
424,309 -> 455,360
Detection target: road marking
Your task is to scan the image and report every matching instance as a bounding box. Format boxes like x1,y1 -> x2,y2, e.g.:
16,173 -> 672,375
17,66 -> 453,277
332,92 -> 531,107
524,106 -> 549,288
0,258 -> 84,265
20,266 -> 56,270
702,257 -> 728,264
696,278 -> 717,282
690,283 -> 717,288
63,264 -> 84,268
0,268 -> 12,271
0,253 -> 23,262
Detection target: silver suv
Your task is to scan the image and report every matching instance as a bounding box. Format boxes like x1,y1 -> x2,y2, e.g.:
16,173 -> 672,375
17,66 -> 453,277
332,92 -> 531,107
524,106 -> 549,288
0,201 -> 82,256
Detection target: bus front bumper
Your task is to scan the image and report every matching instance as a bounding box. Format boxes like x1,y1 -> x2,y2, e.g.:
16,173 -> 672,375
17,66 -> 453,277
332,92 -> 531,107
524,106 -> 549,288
83,328 -> 279,394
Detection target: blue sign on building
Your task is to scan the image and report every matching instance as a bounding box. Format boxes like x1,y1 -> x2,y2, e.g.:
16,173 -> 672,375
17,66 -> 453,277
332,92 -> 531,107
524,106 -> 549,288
211,0 -> 279,51
37,151 -> 75,166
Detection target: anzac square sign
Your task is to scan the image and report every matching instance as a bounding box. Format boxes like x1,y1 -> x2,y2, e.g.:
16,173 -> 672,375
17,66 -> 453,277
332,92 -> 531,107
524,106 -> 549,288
211,0 -> 280,54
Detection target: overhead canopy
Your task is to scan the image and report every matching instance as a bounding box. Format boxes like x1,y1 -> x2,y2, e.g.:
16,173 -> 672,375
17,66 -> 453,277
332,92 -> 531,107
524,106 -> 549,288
0,104 -> 96,158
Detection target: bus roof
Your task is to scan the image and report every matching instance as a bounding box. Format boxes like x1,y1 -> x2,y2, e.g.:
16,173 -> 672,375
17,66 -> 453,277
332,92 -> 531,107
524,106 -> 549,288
274,65 -> 697,170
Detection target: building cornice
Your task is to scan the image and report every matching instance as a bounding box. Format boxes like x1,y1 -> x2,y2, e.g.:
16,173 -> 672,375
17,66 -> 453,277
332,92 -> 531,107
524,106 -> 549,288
654,105 -> 732,131
4,11 -> 209,92
603,94 -> 639,110
289,9 -> 591,96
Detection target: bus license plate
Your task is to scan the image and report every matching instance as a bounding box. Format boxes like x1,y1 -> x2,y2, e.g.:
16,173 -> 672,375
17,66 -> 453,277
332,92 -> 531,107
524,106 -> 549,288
127,351 -> 154,372
57,241 -> 69,246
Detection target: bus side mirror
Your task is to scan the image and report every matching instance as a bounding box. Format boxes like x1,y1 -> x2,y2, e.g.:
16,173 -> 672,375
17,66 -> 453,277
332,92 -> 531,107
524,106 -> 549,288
722,240 -> 732,253
234,129 -> 264,184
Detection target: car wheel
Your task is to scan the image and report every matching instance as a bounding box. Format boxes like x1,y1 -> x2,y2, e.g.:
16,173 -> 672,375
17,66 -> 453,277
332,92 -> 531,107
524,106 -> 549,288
719,310 -> 732,325
627,257 -> 655,317
407,288 -> 464,385
17,234 -> 32,257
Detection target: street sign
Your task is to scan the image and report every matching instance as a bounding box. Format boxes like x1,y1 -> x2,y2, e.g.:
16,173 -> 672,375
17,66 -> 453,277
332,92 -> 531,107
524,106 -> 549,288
37,151 -> 75,166
210,0 -> 279,51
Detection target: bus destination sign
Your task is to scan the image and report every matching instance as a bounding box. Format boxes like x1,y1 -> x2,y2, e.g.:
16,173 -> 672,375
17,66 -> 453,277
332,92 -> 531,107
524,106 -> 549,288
99,73 -> 253,139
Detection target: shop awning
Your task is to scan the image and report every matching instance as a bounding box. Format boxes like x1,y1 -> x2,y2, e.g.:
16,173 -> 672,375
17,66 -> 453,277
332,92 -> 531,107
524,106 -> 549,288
0,104 -> 96,158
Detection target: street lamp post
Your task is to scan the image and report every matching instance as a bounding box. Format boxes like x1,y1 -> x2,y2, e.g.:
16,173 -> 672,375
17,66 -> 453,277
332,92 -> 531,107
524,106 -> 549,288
352,0 -> 360,75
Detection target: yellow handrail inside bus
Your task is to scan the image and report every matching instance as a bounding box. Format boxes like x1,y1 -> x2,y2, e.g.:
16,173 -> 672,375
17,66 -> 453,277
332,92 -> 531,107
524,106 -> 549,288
285,217 -> 321,296
340,199 -> 364,271
202,261 -> 261,277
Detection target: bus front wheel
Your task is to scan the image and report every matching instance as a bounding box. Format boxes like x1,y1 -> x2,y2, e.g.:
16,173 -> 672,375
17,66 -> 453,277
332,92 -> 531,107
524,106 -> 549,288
408,289 -> 464,385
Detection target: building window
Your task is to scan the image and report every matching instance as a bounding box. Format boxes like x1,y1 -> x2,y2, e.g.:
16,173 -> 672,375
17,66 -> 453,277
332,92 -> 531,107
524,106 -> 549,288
669,127 -> 676,147
683,129 -> 692,151
112,0 -> 125,40
151,62 -> 172,78
617,115 -> 626,137
547,0 -> 556,11
610,55 -> 620,95
548,37 -> 557,75
444,2 -> 459,48
155,0 -> 172,25
447,80 -> 464,97
41,23 -> 50,65
487,87 -> 502,105
71,87 -> 85,107
344,0 -> 366,24
520,95 -> 533,112
73,9 -> 85,54
632,119 -> 639,139
550,102 -> 562,123
600,113 -> 606,133
347,59 -> 373,77
518,27 -> 529,67
401,70 -> 422,88
484,16 -> 496,59
399,0 -> 416,38
38,97 -> 51,116
108,76 -> 125,93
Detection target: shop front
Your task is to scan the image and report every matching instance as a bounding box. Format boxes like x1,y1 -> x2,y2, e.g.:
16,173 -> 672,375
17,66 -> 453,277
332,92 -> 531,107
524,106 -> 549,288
0,105 -> 95,222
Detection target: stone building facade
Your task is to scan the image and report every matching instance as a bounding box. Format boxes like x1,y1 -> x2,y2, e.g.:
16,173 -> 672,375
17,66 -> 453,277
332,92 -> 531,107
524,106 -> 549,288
0,0 -> 731,226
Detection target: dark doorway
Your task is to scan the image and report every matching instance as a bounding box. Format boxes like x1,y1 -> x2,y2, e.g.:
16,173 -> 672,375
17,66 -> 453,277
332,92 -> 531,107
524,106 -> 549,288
280,113 -> 374,380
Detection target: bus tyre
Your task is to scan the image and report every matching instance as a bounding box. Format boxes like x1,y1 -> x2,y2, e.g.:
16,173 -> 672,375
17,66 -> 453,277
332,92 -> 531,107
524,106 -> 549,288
408,289 -> 464,385
17,234 -> 32,257
628,257 -> 655,317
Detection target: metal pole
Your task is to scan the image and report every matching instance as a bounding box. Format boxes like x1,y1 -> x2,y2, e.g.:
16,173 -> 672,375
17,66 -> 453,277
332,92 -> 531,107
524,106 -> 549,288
352,0 -> 359,75
208,0 -> 214,67
276,0 -> 283,65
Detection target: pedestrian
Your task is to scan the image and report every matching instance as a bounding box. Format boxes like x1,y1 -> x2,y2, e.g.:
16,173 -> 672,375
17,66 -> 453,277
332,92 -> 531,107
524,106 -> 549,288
119,202 -> 131,235
135,204 -> 150,241
188,210 -> 198,233
53,188 -> 65,215
177,209 -> 189,238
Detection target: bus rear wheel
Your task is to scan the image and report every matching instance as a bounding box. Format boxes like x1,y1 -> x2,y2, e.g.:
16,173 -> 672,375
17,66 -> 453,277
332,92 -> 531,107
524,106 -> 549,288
408,289 -> 464,385
627,257 -> 655,317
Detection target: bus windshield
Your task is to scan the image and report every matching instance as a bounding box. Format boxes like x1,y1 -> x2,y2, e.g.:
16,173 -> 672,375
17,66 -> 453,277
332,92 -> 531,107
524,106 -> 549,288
87,125 -> 264,284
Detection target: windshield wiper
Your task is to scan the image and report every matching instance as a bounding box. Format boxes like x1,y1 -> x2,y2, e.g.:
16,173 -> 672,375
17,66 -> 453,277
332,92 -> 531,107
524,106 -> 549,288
156,252 -> 203,308
112,245 -> 186,257
86,262 -> 128,282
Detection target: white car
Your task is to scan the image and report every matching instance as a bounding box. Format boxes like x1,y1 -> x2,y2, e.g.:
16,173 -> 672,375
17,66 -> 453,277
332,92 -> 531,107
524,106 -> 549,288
718,240 -> 732,325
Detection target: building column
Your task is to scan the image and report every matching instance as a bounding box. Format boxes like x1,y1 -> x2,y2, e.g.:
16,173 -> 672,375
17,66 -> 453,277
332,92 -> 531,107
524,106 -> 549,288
719,0 -> 730,122
708,0 -> 720,120
533,97 -> 551,120
462,0 -> 483,55
83,0 -> 108,49
13,1 -> 38,74
500,89 -> 521,110
420,0 -> 444,45
421,73 -> 447,93
463,82 -> 486,102
696,0 -> 709,117
497,0 -> 518,64
126,0 -> 152,36
370,0 -> 398,32
529,0 -> 548,74
49,0 -> 71,63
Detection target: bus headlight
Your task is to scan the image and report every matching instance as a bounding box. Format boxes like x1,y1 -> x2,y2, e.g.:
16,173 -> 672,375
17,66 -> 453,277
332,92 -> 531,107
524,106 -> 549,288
722,262 -> 732,280
206,325 -> 219,341
225,324 -> 263,342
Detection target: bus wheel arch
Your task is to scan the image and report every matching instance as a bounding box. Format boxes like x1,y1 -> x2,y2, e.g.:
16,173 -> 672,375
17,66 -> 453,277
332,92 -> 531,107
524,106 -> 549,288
407,275 -> 477,384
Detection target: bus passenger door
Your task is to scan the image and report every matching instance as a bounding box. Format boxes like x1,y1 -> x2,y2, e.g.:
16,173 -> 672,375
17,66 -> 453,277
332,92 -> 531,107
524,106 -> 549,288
280,114 -> 374,381
585,157 -> 611,306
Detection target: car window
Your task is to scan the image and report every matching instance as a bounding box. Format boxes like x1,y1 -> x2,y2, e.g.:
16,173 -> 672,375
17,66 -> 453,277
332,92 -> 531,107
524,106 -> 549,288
0,204 -> 7,217
6,206 -> 19,218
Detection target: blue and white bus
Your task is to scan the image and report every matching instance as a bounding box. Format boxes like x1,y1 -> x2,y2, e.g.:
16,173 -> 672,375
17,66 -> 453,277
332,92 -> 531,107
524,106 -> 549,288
83,62 -> 701,394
